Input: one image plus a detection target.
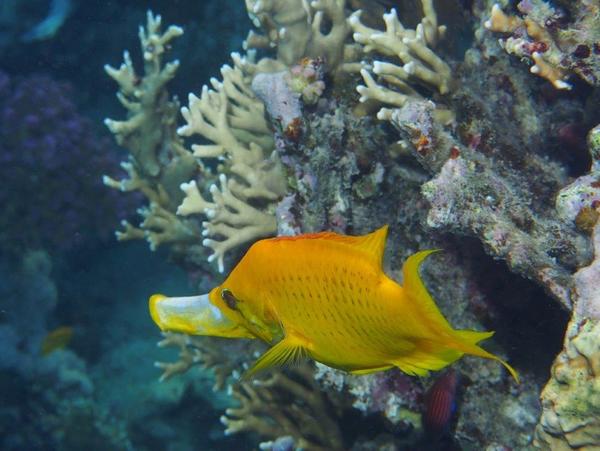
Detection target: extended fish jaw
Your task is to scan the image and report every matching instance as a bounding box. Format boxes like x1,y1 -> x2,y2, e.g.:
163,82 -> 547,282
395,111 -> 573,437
149,293 -> 253,338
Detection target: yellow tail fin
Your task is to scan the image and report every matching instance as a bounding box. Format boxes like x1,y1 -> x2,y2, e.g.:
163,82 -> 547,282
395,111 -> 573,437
453,329 -> 520,383
400,250 -> 519,383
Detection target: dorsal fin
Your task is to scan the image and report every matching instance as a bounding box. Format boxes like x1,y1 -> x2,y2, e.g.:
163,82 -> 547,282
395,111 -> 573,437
353,225 -> 388,265
270,225 -> 389,268
402,250 -> 454,331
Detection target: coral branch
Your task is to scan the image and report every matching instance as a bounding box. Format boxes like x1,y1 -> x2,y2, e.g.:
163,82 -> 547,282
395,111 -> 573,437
221,366 -> 343,450
176,54 -> 286,272
349,2 -> 453,125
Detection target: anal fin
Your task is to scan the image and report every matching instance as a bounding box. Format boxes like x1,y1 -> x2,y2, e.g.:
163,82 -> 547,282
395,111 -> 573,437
349,365 -> 394,375
242,334 -> 309,380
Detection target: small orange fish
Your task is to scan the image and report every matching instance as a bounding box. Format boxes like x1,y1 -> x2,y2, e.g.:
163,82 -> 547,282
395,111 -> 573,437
41,326 -> 73,356
149,226 -> 518,381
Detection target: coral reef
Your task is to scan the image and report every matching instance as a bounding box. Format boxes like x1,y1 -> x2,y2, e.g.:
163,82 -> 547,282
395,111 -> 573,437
0,251 -> 132,450
421,135 -> 589,308
155,332 -> 248,390
103,12 -> 202,266
534,126 -> 600,449
556,124 -> 600,232
176,53 -> 287,273
316,363 -> 423,433
0,70 -> 132,253
535,317 -> 600,450
105,12 -> 288,274
155,333 -> 348,449
222,366 -> 344,450
251,57 -> 326,136
349,0 -> 454,124
243,0 -> 357,73
101,1 -> 600,450
484,1 -> 600,89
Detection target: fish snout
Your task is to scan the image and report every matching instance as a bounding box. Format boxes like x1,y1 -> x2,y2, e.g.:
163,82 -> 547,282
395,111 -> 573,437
148,293 -> 236,336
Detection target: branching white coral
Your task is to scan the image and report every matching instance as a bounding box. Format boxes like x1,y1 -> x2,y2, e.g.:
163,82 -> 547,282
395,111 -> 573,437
138,202 -> 198,251
202,175 -> 277,273
177,56 -> 286,273
104,11 -> 183,177
243,0 -> 355,73
349,2 -> 453,123
103,11 -> 201,260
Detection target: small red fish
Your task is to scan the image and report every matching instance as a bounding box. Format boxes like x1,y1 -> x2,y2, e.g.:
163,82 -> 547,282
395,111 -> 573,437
423,369 -> 459,434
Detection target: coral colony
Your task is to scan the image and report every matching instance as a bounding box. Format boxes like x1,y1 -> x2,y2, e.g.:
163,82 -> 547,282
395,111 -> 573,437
0,71 -> 131,253
101,1 -> 600,449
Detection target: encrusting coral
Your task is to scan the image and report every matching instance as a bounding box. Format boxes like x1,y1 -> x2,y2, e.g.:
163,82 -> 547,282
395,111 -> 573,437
556,124 -> 600,238
484,1 -> 600,89
535,318 -> 600,450
380,94 -> 589,309
534,126 -> 600,448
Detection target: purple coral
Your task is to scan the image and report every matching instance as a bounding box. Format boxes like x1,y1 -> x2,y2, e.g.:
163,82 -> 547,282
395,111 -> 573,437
0,71 -> 136,253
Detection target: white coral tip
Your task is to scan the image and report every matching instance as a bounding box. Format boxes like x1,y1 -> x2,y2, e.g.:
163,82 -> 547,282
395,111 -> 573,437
554,80 -> 572,90
377,109 -> 391,121
348,12 -> 361,25
383,8 -> 398,22
210,77 -> 223,90
180,180 -> 196,191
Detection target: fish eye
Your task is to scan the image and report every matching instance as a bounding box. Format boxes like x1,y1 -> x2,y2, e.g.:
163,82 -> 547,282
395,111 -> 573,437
221,289 -> 238,310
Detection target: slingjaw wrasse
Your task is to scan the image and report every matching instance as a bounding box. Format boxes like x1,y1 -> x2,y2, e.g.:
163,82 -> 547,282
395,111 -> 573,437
149,226 -> 519,382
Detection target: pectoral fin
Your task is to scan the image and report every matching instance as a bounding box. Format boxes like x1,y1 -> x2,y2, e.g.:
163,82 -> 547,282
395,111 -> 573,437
242,334 -> 309,380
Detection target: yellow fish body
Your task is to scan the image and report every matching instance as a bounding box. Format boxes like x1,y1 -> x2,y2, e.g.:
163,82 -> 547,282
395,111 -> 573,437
41,326 -> 74,356
149,226 -> 518,382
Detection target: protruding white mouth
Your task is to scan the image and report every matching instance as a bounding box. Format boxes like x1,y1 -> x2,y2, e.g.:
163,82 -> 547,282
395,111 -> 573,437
149,293 -> 234,335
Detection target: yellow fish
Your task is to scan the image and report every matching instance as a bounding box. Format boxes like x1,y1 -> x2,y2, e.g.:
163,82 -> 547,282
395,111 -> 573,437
41,326 -> 74,356
149,226 -> 518,382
